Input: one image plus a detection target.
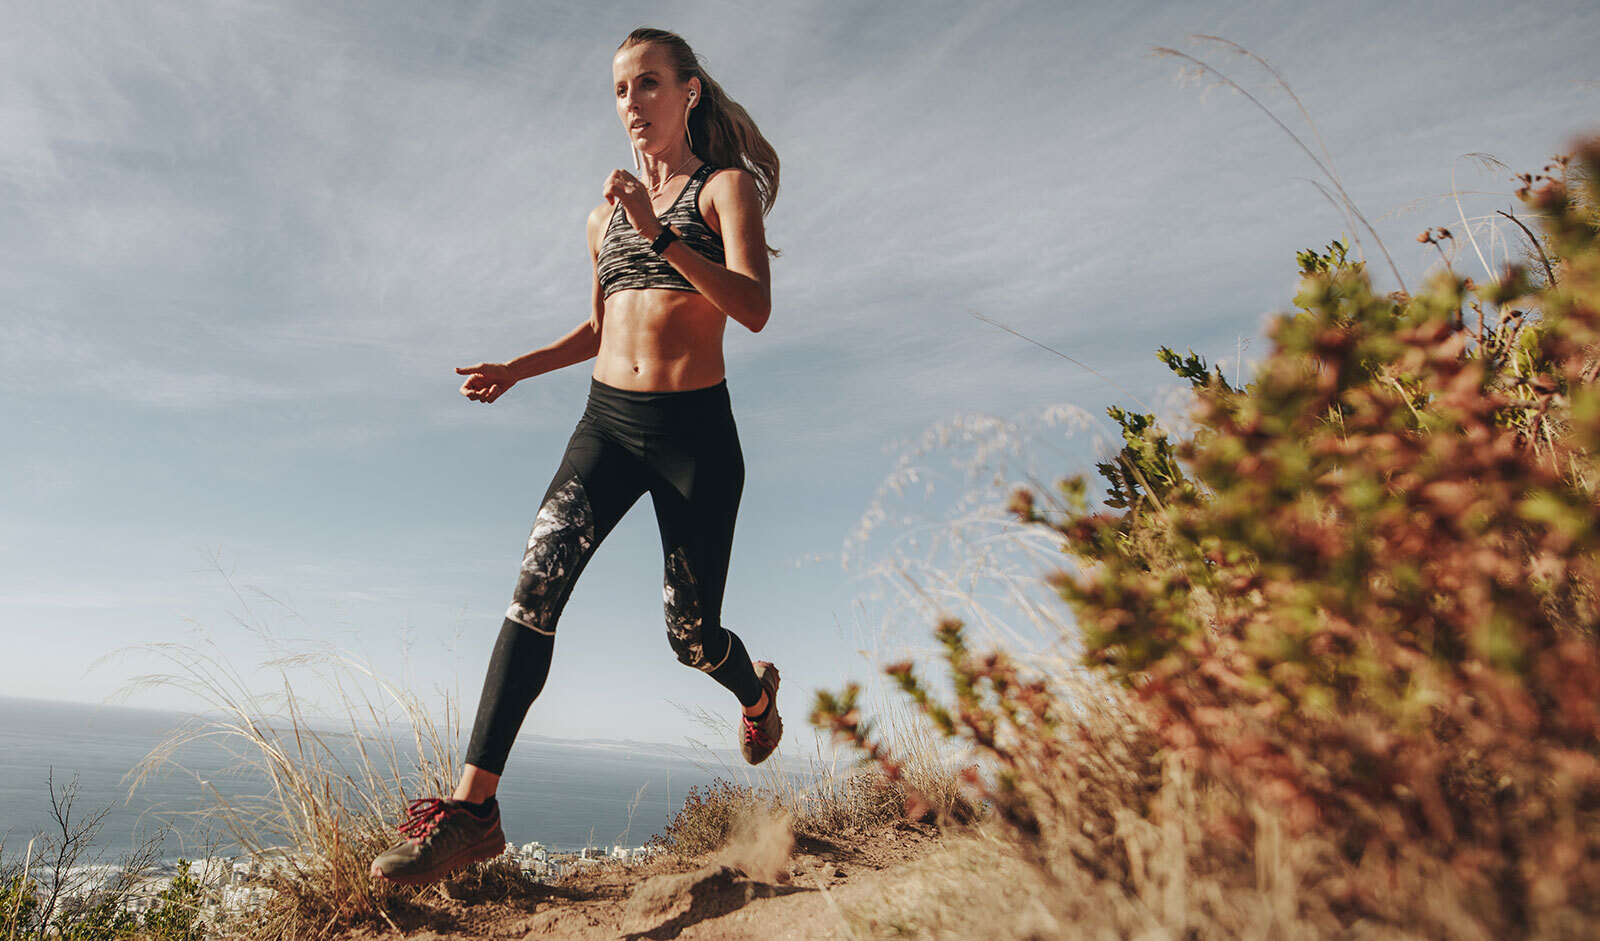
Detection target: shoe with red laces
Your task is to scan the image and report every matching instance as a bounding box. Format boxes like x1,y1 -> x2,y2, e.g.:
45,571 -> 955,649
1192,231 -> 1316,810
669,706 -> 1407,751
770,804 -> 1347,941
740,661 -> 782,765
369,797 -> 506,885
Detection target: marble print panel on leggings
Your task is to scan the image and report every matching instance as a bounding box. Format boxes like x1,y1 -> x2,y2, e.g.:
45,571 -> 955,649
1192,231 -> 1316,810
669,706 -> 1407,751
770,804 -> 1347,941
505,477 -> 594,634
663,546 -> 721,671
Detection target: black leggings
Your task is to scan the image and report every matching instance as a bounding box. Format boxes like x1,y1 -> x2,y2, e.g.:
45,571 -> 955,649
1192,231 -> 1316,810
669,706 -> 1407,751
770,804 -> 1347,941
463,378 -> 765,775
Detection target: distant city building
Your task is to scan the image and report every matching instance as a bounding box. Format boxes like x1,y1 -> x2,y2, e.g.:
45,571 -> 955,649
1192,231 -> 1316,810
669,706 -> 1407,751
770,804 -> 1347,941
610,845 -> 653,863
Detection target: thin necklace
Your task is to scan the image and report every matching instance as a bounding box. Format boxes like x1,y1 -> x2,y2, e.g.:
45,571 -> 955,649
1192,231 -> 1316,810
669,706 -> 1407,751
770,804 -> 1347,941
648,154 -> 698,195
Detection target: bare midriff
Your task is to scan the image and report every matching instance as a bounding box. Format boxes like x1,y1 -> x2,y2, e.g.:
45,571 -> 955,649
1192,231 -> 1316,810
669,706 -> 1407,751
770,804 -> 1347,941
592,288 -> 729,391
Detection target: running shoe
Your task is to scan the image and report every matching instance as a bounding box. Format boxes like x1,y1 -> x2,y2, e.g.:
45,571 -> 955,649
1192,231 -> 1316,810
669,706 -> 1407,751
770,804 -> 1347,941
369,797 -> 506,885
740,661 -> 783,765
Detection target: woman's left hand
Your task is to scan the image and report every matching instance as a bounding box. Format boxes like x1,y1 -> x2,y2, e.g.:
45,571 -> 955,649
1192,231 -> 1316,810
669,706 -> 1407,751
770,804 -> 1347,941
602,170 -> 662,240
456,362 -> 516,403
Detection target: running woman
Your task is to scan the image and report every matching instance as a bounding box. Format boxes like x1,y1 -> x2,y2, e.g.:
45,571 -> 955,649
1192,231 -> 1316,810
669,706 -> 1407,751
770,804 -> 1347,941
371,27 -> 782,885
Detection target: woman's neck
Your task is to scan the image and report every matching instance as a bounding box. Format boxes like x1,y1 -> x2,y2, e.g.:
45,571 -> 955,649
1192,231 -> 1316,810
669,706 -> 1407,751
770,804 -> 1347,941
640,143 -> 699,192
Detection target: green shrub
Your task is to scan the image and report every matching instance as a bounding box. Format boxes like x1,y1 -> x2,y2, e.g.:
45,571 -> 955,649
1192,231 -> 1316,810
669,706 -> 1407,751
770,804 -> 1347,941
1044,145 -> 1600,927
54,899 -> 139,941
0,872 -> 40,940
0,773 -> 174,941
141,860 -> 205,941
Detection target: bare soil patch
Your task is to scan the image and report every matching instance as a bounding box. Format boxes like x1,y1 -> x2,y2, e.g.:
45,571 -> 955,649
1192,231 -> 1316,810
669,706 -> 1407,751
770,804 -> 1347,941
329,820 -> 946,941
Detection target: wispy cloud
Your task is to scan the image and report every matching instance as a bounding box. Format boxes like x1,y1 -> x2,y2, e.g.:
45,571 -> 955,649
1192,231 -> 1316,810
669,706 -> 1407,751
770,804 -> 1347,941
4,0 -> 1597,730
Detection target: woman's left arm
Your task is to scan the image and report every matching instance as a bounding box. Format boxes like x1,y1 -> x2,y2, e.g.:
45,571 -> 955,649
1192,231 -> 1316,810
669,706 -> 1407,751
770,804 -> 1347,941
610,168 -> 771,332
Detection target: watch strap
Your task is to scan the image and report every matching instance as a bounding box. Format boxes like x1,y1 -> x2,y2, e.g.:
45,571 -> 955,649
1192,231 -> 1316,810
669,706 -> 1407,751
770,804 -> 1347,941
650,224 -> 678,255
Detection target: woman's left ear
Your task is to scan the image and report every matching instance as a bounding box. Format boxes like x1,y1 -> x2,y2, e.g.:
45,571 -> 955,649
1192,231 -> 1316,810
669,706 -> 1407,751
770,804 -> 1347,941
687,77 -> 702,108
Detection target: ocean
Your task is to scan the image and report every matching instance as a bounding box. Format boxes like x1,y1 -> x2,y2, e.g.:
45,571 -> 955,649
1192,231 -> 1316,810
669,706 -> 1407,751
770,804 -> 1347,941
0,695 -> 737,863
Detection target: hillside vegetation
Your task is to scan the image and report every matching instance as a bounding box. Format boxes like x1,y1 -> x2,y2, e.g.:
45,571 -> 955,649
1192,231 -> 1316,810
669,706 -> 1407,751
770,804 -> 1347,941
816,143 -> 1600,939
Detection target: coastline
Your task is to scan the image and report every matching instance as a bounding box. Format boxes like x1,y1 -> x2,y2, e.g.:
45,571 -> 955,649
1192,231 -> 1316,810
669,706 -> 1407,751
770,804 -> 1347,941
0,695 -> 803,863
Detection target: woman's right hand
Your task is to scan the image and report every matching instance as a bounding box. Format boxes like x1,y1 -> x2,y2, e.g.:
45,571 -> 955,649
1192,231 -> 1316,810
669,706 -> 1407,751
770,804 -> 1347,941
602,169 -> 661,240
455,362 -> 516,404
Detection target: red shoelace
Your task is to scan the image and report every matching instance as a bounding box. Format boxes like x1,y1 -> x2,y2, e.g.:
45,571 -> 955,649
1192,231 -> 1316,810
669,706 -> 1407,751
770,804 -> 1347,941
395,797 -> 456,844
742,716 -> 777,750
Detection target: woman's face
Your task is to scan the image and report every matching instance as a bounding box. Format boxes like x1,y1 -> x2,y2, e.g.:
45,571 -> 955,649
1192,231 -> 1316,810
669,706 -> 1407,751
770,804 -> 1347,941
613,42 -> 698,157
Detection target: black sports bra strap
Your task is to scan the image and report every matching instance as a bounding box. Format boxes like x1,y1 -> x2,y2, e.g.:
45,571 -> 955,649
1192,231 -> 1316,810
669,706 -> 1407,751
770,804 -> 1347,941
672,163 -> 713,211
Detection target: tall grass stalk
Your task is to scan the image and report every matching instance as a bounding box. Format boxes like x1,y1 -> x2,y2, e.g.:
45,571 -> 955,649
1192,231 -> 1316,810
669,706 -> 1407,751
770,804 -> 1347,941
1153,36 -> 1407,292
108,576 -> 473,939
5,840 -> 35,940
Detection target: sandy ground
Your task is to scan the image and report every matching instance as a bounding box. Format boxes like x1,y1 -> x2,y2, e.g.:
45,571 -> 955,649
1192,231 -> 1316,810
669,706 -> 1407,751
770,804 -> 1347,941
335,820 -> 957,941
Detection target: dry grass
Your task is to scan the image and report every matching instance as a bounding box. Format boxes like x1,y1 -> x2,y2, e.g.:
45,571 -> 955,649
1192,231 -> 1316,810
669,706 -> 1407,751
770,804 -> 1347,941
836,811 -> 1439,941
651,711 -> 976,862
650,779 -> 774,859
649,650 -> 980,863
105,570 -> 545,940
816,648 -> 1517,940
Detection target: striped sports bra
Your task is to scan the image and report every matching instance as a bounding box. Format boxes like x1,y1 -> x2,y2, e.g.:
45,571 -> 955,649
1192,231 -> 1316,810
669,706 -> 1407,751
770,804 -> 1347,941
596,163 -> 726,298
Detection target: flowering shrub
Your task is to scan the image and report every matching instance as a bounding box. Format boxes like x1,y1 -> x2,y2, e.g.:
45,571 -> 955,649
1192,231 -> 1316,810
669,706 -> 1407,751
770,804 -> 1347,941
817,143 -> 1600,937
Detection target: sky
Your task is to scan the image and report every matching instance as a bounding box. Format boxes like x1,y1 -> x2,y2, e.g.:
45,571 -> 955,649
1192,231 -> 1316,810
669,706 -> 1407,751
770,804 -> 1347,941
3,0 -> 1597,759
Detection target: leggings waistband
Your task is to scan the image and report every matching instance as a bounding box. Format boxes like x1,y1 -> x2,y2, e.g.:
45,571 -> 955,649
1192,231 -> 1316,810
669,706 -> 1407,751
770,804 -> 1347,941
582,377 -> 732,434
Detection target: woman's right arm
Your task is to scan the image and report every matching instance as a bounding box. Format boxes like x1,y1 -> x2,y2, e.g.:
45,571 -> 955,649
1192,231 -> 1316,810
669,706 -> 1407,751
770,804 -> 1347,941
456,205 -> 610,404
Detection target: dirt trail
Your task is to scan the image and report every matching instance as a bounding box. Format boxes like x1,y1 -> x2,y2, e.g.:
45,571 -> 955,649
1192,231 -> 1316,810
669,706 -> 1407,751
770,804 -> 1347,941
338,821 -> 950,941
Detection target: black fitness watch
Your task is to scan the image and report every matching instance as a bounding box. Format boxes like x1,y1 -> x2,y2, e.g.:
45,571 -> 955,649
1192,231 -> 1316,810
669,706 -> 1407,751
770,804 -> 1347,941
650,224 -> 678,255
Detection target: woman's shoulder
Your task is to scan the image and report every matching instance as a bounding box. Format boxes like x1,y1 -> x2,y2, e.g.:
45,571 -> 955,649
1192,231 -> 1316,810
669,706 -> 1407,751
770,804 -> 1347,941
700,166 -> 759,206
587,201 -> 617,254
701,164 -> 750,187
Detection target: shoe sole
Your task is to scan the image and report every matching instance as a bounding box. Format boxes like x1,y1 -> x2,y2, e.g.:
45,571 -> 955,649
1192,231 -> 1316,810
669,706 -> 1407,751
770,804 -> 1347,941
371,826 -> 506,885
756,661 -> 780,697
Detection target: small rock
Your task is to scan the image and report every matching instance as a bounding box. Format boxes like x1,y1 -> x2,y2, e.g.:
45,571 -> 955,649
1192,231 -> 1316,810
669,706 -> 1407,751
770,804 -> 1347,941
620,864 -> 749,936
436,880 -> 466,901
